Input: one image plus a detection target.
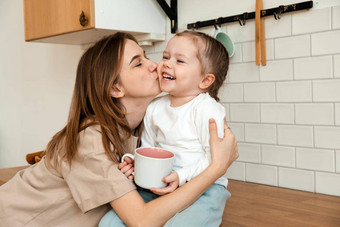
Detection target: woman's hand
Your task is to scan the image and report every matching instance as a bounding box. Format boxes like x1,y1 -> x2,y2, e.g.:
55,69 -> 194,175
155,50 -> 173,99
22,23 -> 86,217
118,156 -> 134,180
209,118 -> 239,176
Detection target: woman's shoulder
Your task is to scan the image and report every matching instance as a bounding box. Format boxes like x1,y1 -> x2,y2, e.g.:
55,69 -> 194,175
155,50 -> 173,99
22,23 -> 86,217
78,123 -> 103,155
79,123 -> 102,138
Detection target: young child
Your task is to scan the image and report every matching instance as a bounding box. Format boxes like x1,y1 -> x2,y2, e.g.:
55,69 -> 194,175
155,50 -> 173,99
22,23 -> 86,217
139,30 -> 230,226
112,30 -> 230,227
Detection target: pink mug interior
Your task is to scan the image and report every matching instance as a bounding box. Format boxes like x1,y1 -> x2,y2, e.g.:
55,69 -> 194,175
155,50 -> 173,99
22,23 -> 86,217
136,147 -> 174,159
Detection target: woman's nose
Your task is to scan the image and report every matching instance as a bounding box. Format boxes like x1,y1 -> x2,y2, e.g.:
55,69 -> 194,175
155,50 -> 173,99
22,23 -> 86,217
148,60 -> 158,71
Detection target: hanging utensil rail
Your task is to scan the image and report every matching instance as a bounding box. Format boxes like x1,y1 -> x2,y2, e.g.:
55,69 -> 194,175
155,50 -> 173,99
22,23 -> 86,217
187,1 -> 313,29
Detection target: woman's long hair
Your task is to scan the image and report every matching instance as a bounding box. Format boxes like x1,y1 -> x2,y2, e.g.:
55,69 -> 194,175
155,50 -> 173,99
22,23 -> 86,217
45,32 -> 140,169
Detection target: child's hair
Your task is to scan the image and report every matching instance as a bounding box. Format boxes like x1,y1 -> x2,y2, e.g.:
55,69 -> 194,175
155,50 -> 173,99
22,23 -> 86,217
176,30 -> 229,102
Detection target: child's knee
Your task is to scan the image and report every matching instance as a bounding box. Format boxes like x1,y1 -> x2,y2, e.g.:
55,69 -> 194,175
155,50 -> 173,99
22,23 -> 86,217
99,209 -> 126,227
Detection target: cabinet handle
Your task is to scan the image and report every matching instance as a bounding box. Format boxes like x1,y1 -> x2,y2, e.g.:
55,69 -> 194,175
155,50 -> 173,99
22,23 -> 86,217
79,11 -> 88,27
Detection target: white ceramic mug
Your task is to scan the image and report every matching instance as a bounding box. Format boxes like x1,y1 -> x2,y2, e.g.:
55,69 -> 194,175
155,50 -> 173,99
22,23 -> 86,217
211,26 -> 235,57
121,147 -> 175,189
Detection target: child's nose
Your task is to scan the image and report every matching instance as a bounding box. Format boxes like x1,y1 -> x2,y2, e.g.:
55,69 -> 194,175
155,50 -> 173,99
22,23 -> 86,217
163,59 -> 172,68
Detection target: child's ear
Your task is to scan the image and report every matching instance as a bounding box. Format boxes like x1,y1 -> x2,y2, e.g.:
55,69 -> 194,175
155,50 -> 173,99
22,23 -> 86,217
199,74 -> 215,90
110,83 -> 125,98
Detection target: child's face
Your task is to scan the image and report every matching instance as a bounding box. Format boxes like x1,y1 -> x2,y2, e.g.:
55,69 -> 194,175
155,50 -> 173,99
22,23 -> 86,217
158,36 -> 205,97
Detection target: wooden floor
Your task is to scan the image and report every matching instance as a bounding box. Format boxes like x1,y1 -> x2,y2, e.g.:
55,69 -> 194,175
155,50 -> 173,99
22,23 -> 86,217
1,167 -> 340,226
222,180 -> 340,227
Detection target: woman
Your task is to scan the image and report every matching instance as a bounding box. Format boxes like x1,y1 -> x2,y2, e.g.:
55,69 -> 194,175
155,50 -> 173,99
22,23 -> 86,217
0,32 -> 238,226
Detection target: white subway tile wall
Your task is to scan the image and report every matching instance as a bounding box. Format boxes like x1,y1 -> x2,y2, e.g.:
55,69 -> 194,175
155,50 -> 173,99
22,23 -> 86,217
275,35 -> 310,59
229,44 -> 242,63
276,81 -> 312,102
311,30 -> 340,55
230,104 -> 260,122
157,6 -> 340,196
336,150 -> 340,173
228,122 -> 245,142
334,55 -> 340,78
260,60 -> 293,81
296,148 -> 335,172
242,40 -> 274,62
313,79 -> 340,102
294,56 -> 333,80
333,6 -> 340,29
245,123 -> 277,144
228,63 -> 259,82
277,125 -> 314,147
316,172 -> 340,196
244,82 -> 276,102
336,103 -> 340,125
279,167 -> 314,192
230,6 -> 340,196
295,103 -> 334,125
221,103 -> 231,122
264,16 -> 291,39
246,163 -> 278,186
260,104 -> 294,124
261,145 -> 295,167
227,20 -> 255,43
237,143 -> 261,163
314,127 -> 340,149
219,83 -> 243,102
225,161 -> 245,181
292,8 -> 331,35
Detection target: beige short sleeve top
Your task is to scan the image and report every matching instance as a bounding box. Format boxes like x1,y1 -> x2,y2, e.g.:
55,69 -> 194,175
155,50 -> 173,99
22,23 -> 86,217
0,124 -> 137,226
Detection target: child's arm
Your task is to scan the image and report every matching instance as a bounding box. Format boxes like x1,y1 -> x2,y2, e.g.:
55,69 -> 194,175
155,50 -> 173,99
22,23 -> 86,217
150,172 -> 179,195
176,101 -> 226,187
175,153 -> 211,186
118,156 -> 134,180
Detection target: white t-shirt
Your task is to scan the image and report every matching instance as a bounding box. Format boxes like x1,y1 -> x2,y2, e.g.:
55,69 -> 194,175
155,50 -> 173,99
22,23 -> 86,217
141,93 -> 228,187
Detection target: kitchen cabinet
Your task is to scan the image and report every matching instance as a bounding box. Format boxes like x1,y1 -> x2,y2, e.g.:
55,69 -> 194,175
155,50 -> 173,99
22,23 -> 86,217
23,0 -> 166,45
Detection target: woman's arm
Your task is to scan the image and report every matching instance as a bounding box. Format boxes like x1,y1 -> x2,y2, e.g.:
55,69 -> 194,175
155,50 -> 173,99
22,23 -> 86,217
110,119 -> 238,227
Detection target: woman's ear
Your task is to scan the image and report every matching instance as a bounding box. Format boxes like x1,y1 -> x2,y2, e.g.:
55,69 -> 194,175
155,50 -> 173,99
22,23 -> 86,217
199,74 -> 215,90
110,84 -> 125,98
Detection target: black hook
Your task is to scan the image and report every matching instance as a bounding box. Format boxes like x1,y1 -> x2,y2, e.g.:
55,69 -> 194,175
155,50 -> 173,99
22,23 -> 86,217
238,12 -> 248,26
274,5 -> 284,20
217,17 -> 222,27
214,19 -> 218,29
238,17 -> 243,26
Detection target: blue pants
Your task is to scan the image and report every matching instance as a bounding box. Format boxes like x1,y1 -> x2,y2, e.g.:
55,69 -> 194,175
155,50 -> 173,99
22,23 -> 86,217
99,184 -> 230,227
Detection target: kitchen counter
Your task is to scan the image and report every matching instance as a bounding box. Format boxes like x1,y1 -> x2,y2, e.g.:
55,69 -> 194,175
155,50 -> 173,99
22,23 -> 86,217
1,166 -> 340,226
0,165 -> 28,186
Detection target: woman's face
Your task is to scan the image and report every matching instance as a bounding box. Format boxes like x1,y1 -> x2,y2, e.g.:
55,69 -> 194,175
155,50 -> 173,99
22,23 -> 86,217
117,39 -> 161,100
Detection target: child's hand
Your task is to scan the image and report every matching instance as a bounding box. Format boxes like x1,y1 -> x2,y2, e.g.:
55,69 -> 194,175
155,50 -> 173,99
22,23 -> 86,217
118,156 -> 134,180
150,172 -> 179,195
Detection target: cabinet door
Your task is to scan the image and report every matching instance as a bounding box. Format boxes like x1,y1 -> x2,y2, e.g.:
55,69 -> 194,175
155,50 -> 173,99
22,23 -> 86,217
24,0 -> 94,41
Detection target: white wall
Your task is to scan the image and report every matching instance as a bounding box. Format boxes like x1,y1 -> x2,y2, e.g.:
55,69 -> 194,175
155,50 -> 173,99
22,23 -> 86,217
147,0 -> 340,197
1,0 -> 340,197
0,0 -> 83,167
